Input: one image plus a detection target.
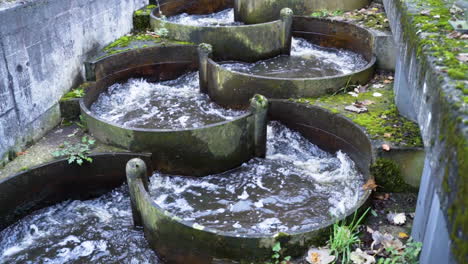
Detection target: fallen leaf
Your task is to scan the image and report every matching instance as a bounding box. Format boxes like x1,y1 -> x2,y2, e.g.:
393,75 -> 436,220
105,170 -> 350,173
363,179 -> 378,191
456,53 -> 468,63
387,212 -> 407,225
345,105 -> 368,114
420,9 -> 431,16
306,248 -> 335,264
384,133 -> 392,138
350,248 -> 376,264
367,226 -> 375,234
398,232 -> 409,239
16,151 -> 27,156
371,231 -> 404,251
383,79 -> 393,84
362,100 -> 375,106
375,193 -> 390,200
382,144 -> 391,151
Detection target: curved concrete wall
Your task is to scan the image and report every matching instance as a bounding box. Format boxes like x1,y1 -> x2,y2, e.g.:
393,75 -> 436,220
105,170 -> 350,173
126,101 -> 373,263
234,0 -> 372,24
200,18 -> 376,108
81,46 -> 268,176
150,1 -> 293,62
0,0 -> 148,166
0,153 -> 152,231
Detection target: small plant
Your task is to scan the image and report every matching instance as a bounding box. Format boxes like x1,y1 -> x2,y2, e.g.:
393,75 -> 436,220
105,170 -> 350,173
329,208 -> 370,263
52,136 -> 95,165
154,27 -> 169,38
377,239 -> 422,264
76,115 -> 88,130
267,242 -> 291,264
60,88 -> 85,101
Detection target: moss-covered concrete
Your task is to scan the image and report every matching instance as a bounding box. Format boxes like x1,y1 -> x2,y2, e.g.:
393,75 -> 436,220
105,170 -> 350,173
383,0 -> 468,261
296,82 -> 423,148
370,158 -> 419,193
133,4 -> 157,31
150,8 -> 293,62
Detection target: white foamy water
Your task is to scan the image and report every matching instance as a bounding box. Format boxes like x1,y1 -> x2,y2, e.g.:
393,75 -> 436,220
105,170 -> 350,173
166,8 -> 242,27
150,121 -> 365,235
0,186 -> 159,264
90,72 -> 245,129
221,37 -> 368,78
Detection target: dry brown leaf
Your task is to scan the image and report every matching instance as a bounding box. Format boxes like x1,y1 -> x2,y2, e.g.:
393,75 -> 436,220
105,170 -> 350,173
363,179 -> 378,191
383,79 -> 393,84
382,144 -> 391,151
384,133 -> 392,138
16,151 -> 27,156
375,193 -> 390,200
362,100 -> 375,106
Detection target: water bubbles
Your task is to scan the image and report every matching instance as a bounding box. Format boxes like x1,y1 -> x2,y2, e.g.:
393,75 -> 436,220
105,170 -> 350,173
150,122 -> 366,235
166,8 -> 243,27
91,72 -> 245,129
222,38 -> 368,78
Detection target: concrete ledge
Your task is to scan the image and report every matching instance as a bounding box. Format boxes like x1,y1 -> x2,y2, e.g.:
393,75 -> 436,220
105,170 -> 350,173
383,0 -> 468,262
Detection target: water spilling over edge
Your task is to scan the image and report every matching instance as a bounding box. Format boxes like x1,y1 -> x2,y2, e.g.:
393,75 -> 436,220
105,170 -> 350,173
166,8 -> 243,27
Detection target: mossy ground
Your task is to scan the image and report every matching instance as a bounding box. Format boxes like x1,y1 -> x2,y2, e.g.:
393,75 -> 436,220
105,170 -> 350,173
296,75 -> 423,148
408,0 -> 468,90
370,158 -> 418,193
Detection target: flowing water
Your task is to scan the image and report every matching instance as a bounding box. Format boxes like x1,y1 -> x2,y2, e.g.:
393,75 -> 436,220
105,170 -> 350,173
0,123 -> 366,262
90,72 -> 245,129
149,121 -> 366,235
166,8 -> 242,27
0,186 -> 159,264
221,38 -> 368,78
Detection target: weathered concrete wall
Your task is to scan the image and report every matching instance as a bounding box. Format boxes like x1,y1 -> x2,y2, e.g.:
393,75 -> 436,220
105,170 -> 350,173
384,0 -> 467,263
0,0 -> 147,165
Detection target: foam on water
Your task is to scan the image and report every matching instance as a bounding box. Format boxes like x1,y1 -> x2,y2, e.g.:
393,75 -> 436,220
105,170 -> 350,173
149,121 -> 366,235
90,72 -> 245,129
166,8 -> 242,27
0,186 -> 159,264
221,37 -> 368,78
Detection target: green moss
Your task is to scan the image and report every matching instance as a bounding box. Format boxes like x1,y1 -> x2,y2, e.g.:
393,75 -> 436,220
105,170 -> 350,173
403,0 -> 468,113
439,95 -> 468,262
60,83 -> 90,102
296,84 -> 423,147
370,158 -> 417,193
